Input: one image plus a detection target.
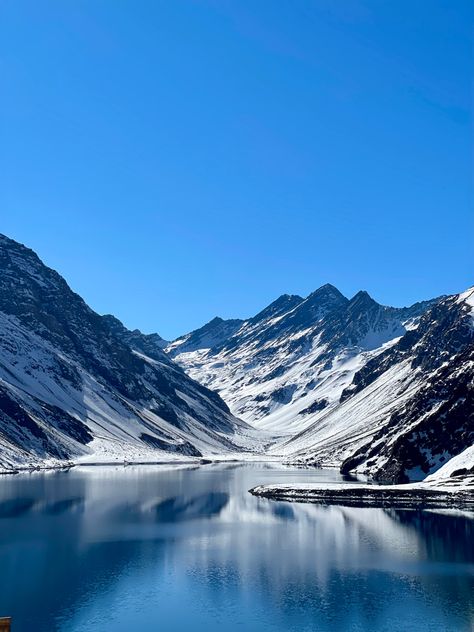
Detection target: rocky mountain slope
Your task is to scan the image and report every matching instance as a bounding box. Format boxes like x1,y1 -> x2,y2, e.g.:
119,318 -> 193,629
168,286 -> 473,483
167,285 -> 438,436
273,289 -> 474,482
0,235 -> 255,470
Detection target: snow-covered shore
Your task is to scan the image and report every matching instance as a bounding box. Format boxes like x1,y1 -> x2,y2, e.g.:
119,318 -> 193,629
249,468 -> 474,510
250,446 -> 474,509
0,450 -> 285,476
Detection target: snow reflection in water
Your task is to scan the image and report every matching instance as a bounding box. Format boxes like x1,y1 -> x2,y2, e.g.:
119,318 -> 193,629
0,463 -> 472,631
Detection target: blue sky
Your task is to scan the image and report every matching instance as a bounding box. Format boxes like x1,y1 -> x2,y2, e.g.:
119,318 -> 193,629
1,1 -> 472,339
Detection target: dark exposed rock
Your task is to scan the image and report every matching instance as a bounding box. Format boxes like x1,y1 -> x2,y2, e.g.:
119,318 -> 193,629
298,399 -> 329,415
339,296 -> 474,482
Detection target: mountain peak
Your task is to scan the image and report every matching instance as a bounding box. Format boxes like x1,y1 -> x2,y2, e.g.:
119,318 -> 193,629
303,285 -> 348,313
249,294 -> 304,324
348,290 -> 378,309
207,316 -> 224,326
319,283 -> 340,292
167,315 -> 244,356
307,284 -> 346,301
269,293 -> 304,308
275,284 -> 348,331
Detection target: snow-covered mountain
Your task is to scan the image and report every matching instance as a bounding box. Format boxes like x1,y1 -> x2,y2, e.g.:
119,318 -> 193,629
1,232 -> 471,484
167,284 -> 438,436
167,286 -> 473,483
0,234 -> 255,470
334,289 -> 474,481
278,289 -> 473,483
167,316 -> 244,356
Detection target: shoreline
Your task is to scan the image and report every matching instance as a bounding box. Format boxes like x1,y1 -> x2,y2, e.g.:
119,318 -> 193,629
0,454 -> 287,477
4,460 -> 472,513
249,480 -> 474,510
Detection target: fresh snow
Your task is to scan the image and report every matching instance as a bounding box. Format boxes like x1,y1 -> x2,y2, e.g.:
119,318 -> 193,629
426,444 -> 474,481
458,286 -> 474,325
0,233 -> 471,491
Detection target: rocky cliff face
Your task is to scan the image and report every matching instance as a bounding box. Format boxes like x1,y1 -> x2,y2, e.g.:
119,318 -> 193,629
280,290 -> 474,482
339,291 -> 474,482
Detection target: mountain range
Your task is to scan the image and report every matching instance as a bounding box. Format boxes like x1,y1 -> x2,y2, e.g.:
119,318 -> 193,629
0,234 -> 472,483
167,284 -> 473,482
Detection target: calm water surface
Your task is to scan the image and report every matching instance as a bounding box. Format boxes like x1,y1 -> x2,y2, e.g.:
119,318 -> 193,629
0,463 -> 472,631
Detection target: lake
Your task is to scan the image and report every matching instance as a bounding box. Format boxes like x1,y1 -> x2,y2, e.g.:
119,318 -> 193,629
0,463 -> 472,631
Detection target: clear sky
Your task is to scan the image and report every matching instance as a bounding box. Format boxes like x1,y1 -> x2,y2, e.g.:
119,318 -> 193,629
1,1 -> 472,339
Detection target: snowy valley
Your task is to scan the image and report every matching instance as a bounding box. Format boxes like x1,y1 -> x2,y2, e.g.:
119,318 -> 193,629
168,285 -> 473,484
0,233 -> 472,489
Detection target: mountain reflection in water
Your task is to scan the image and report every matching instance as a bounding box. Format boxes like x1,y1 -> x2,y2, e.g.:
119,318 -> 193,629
0,463 -> 472,632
